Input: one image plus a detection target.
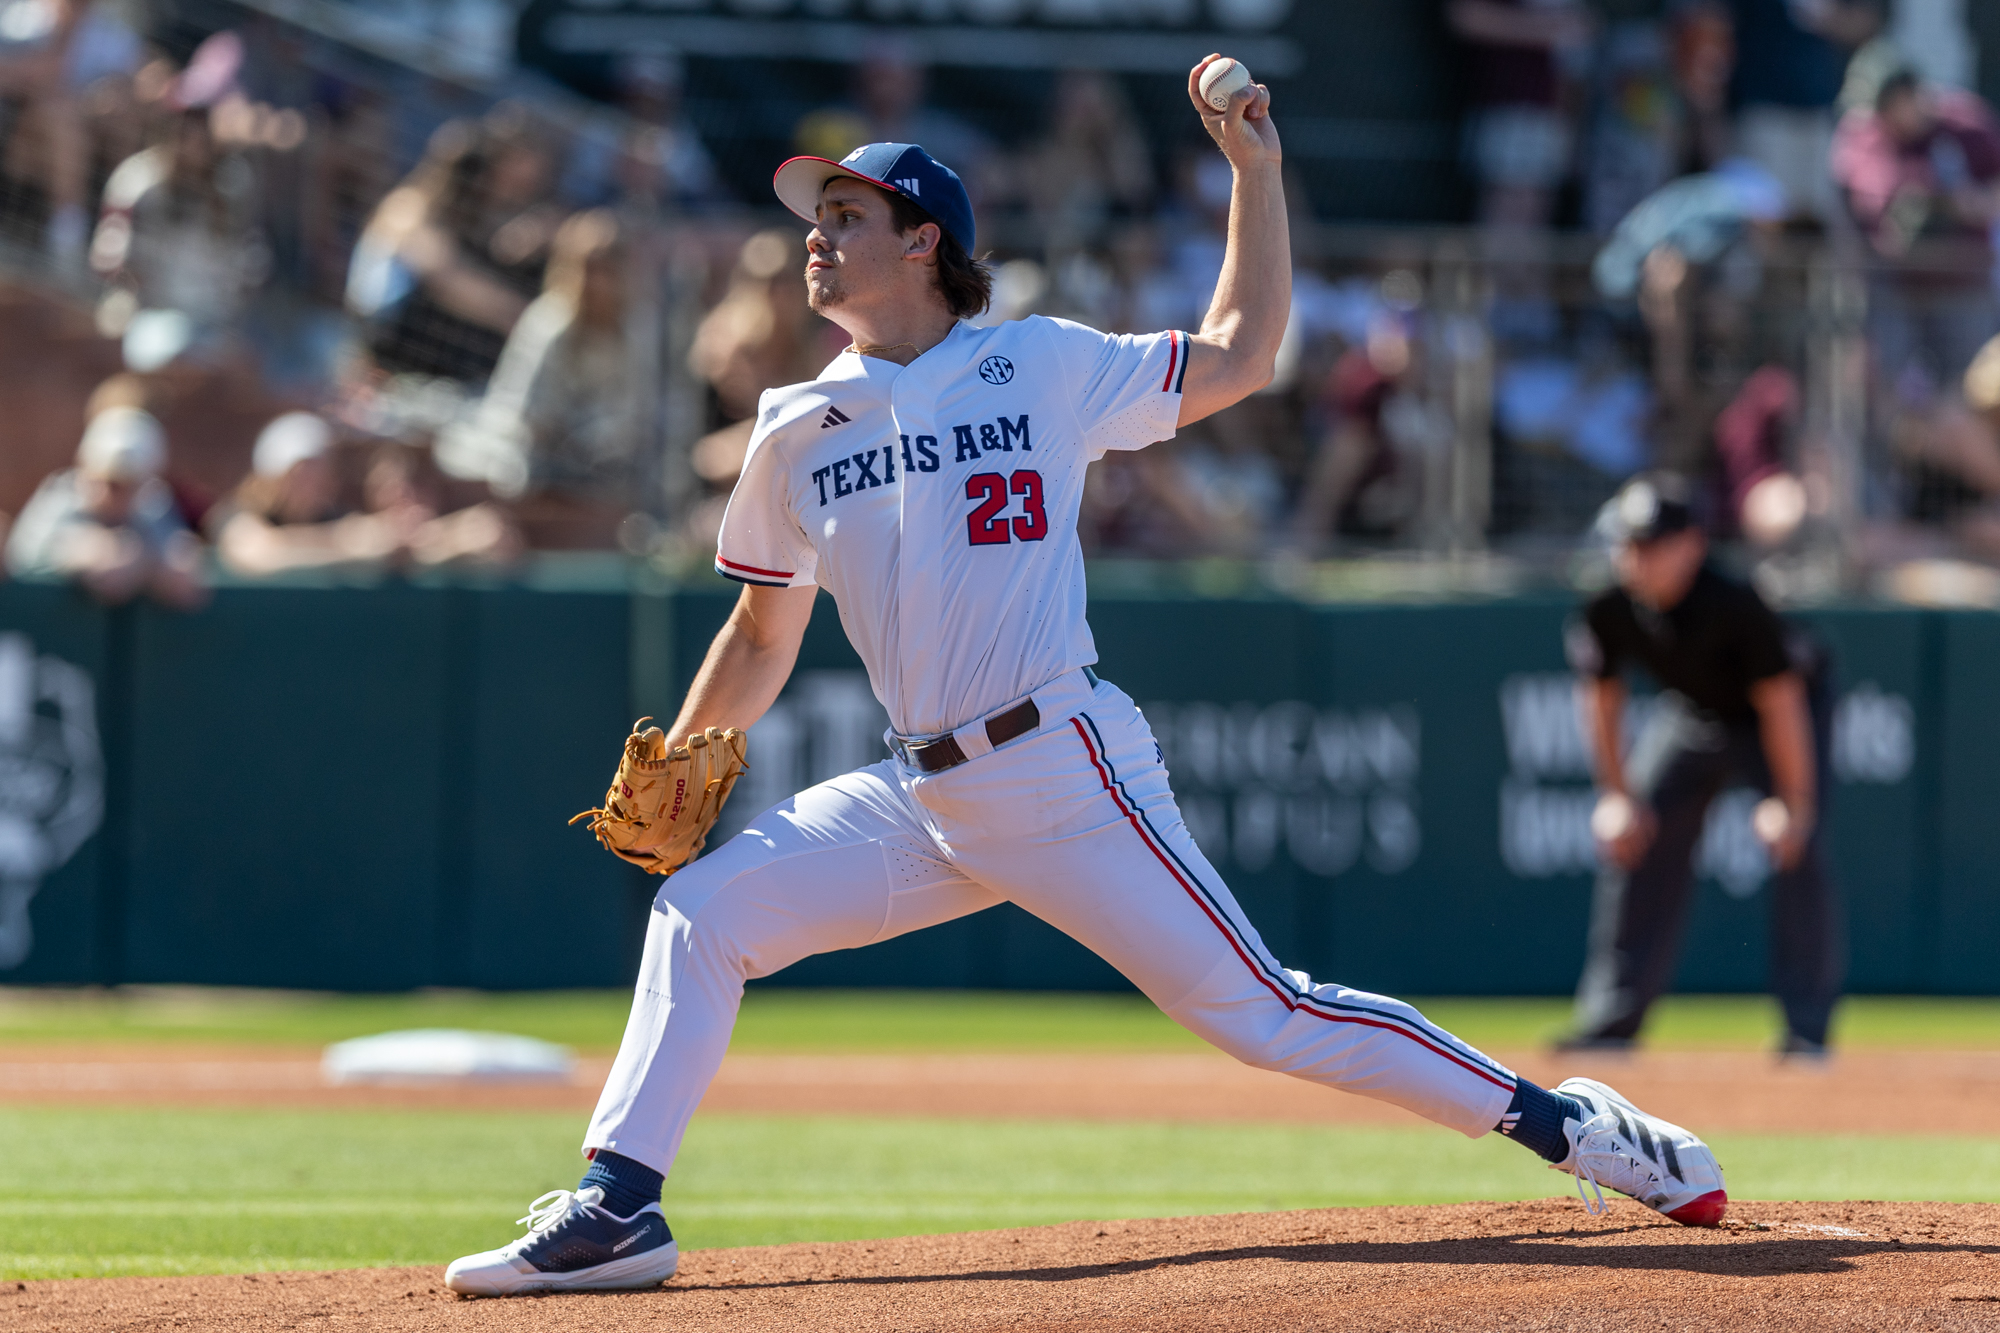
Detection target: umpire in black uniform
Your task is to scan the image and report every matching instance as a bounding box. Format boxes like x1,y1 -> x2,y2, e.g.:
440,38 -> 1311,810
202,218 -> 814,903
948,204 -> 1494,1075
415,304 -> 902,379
1561,475 -> 1843,1055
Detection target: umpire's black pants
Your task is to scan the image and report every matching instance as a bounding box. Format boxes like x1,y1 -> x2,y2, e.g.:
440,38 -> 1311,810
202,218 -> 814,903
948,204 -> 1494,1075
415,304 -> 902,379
1571,689 -> 1845,1047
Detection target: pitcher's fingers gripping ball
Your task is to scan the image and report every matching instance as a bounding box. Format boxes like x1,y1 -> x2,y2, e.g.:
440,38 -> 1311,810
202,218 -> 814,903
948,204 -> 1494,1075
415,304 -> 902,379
570,720 -> 749,875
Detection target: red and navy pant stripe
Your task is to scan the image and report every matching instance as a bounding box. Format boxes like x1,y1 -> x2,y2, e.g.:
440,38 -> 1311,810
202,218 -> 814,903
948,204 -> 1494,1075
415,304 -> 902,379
1069,711 -> 1515,1094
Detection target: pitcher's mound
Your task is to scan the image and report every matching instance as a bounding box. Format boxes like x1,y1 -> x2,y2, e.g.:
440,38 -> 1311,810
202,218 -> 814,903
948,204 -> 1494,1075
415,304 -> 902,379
6,1199 -> 1997,1332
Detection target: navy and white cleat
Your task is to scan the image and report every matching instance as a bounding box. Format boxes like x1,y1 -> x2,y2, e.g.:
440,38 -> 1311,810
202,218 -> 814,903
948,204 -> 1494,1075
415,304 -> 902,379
444,1187 -> 679,1296
1553,1076 -> 1729,1227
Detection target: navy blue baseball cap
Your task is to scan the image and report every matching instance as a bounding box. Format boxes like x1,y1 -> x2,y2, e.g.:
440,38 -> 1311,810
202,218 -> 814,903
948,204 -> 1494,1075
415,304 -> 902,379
773,142 -> 975,254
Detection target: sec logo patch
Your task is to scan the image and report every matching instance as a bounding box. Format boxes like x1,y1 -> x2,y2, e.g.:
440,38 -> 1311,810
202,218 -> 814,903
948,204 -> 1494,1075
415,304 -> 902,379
978,355 -> 1014,385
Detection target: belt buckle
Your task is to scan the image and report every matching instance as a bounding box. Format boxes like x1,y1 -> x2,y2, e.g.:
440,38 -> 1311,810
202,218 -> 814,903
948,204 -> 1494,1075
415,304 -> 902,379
897,733 -> 960,774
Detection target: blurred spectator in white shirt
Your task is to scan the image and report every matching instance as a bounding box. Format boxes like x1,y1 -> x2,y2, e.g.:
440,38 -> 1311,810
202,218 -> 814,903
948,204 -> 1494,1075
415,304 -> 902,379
92,38 -> 269,370
437,210 -> 653,547
6,392 -> 205,608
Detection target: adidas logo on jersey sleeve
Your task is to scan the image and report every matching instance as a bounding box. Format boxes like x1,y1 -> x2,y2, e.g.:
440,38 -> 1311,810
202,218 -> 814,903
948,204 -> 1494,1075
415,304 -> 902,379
820,406 -> 852,429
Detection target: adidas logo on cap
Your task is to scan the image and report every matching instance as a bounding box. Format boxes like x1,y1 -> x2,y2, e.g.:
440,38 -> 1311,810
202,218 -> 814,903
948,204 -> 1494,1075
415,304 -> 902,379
820,406 -> 851,429
894,178 -> 920,195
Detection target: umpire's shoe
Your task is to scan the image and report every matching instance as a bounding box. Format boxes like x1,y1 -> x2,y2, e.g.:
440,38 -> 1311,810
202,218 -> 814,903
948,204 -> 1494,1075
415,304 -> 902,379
444,1187 -> 678,1296
1552,1077 -> 1729,1227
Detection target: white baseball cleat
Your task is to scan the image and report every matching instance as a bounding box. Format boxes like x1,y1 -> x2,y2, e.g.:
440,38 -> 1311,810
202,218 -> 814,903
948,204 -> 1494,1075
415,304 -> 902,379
444,1187 -> 679,1296
1552,1077 -> 1729,1227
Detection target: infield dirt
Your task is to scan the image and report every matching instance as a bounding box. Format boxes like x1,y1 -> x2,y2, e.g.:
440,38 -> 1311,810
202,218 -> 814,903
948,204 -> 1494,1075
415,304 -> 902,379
3,1043 -> 1998,1134
6,1200 -> 1998,1332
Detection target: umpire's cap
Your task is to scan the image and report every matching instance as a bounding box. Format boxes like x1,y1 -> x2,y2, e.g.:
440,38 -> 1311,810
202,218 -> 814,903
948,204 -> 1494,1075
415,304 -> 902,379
773,143 -> 975,254
1595,473 -> 1698,546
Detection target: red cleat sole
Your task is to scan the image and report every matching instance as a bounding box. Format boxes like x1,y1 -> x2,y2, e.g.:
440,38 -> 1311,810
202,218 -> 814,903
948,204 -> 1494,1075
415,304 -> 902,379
1666,1191 -> 1729,1227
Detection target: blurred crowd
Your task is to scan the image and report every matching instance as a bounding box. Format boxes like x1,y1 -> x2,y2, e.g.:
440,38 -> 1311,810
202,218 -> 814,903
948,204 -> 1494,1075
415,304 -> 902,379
1454,0 -> 2000,586
0,1 -> 1997,608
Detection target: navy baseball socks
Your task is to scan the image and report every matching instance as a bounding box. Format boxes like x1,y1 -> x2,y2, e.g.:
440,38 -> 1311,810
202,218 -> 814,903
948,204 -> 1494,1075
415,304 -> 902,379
1499,1077 -> 1729,1227
579,1148 -> 663,1219
443,1150 -> 677,1296
1497,1079 -> 1583,1163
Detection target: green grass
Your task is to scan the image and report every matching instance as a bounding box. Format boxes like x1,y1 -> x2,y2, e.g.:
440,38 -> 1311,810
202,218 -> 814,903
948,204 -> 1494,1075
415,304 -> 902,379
2,990 -> 1992,1280
3,1106 -> 1995,1280
2,987 -> 1997,1053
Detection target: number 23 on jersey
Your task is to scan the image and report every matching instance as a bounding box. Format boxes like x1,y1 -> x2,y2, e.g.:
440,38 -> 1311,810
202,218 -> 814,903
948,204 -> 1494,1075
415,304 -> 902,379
965,470 -> 1047,546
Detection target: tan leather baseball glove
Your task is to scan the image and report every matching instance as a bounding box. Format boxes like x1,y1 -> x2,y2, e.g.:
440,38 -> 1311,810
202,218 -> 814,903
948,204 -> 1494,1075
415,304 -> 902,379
569,719 -> 749,875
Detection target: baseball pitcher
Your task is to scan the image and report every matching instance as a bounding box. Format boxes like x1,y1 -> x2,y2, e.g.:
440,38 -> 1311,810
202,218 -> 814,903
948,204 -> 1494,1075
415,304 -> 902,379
446,57 -> 1728,1297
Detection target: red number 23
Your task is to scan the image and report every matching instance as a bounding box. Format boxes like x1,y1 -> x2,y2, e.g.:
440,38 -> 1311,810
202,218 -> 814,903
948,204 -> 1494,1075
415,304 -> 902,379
964,470 -> 1047,546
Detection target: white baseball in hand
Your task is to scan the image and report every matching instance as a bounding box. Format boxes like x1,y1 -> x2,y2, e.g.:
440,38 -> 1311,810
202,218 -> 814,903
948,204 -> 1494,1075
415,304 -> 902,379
1199,58 -> 1252,112
1752,798 -> 1791,847
1590,792 -> 1636,843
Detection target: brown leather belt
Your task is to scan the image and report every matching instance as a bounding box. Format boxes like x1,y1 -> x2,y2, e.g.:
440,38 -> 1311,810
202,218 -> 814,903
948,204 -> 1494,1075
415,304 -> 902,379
893,668 -> 1097,774
892,698 -> 1036,773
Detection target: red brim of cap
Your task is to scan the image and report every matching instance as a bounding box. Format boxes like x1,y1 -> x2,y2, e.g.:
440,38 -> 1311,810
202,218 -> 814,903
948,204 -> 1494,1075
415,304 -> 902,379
772,155 -> 901,227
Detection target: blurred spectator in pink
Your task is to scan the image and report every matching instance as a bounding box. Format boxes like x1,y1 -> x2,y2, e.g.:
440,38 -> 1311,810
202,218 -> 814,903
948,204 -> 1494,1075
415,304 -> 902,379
6,391 -> 205,608
0,0 -> 143,265
1830,68 -> 2000,547
1448,0 -> 1595,229
213,411 -> 516,575
794,43 -> 993,190
1832,70 -> 2000,408
1834,69 -> 2000,267
346,106 -> 562,384
1713,364 -> 1811,546
1726,0 -> 1882,225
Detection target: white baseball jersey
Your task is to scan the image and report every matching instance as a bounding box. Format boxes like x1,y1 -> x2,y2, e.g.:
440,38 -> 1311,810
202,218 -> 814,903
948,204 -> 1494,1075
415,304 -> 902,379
714,316 -> 1191,739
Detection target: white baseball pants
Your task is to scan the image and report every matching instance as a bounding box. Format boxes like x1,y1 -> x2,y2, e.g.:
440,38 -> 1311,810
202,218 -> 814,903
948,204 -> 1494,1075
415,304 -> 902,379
584,675 -> 1518,1175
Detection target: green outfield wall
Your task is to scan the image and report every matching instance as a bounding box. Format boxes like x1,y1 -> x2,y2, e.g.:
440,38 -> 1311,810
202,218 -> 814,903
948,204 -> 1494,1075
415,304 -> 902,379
0,565 -> 1986,996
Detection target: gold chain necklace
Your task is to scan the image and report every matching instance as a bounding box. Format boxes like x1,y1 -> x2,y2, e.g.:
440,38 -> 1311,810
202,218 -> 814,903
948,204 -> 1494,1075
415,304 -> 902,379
846,340 -> 921,359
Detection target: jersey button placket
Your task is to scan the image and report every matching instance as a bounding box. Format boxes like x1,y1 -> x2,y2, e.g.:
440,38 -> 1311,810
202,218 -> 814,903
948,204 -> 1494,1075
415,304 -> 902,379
890,368 -> 941,738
